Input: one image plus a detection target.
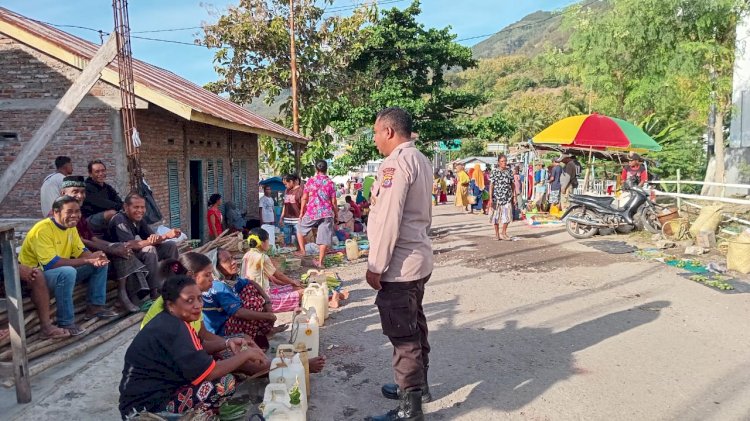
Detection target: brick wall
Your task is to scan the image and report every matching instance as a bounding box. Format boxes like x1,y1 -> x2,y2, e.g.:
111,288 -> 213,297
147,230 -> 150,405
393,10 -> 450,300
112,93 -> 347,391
136,108 -> 260,237
0,33 -> 261,233
0,33 -> 117,218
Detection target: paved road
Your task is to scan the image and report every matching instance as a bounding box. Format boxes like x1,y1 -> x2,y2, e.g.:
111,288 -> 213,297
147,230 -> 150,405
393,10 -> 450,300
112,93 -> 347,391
4,204 -> 750,420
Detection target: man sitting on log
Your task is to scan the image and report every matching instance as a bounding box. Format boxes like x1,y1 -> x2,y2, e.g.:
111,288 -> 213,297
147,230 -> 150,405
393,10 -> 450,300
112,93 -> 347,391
107,193 -> 180,300
60,176 -> 149,313
0,261 -> 70,341
82,160 -> 123,235
19,195 -> 118,337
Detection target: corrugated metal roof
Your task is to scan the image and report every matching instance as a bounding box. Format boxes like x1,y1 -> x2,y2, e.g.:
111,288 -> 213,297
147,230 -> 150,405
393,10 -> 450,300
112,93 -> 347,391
0,7 -> 307,143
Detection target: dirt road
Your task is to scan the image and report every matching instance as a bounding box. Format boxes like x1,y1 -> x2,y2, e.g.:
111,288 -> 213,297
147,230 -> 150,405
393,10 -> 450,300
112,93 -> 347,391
6,204 -> 750,420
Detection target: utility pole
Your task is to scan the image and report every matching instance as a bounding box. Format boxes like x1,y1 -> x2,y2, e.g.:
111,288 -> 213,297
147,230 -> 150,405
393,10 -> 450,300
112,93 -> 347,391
113,0 -> 143,192
289,0 -> 302,176
289,0 -> 299,133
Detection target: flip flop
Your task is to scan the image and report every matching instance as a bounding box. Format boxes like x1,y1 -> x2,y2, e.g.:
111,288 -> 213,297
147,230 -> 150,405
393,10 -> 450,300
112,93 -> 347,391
40,327 -> 71,340
0,329 -> 9,341
59,325 -> 86,337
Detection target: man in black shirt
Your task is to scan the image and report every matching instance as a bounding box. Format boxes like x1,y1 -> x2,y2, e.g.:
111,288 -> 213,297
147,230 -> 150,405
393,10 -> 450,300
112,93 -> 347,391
82,160 -> 124,234
108,193 -> 180,299
561,156 -> 580,211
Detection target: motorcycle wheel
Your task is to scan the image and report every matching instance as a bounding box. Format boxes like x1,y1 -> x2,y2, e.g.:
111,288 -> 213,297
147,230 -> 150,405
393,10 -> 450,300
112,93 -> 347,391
637,206 -> 661,234
565,208 -> 599,239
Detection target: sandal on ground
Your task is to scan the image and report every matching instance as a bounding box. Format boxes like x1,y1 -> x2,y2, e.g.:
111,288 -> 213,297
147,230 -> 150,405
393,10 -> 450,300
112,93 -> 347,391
0,329 -> 9,341
40,327 -> 71,340
59,325 -> 86,336
84,307 -> 119,321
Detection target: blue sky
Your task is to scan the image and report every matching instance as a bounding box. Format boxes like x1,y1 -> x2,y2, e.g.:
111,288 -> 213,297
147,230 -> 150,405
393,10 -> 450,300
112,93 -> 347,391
2,0 -> 578,87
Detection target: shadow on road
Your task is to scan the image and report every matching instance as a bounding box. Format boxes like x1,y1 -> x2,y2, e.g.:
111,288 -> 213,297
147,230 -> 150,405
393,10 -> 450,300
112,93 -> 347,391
318,284 -> 669,420
423,299 -> 670,419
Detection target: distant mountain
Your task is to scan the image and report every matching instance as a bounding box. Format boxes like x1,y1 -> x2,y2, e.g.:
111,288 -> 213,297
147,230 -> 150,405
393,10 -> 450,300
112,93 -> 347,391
243,90 -> 287,120
471,10 -> 568,59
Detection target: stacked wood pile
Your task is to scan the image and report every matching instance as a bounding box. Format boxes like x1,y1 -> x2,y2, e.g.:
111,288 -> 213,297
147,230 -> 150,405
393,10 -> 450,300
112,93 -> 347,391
0,280 -> 143,384
193,231 -> 247,255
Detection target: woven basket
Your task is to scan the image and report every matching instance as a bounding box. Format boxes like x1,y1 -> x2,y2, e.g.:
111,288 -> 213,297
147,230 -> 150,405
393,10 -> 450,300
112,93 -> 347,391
657,207 -> 679,225
662,218 -> 689,240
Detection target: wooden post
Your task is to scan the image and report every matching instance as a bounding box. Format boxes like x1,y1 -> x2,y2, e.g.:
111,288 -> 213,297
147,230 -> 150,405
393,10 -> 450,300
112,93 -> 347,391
676,169 -> 682,215
1,227 -> 31,403
0,34 -> 118,205
294,143 -> 302,177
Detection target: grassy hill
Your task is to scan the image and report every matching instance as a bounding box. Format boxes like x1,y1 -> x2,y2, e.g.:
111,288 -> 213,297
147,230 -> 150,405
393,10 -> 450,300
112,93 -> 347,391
471,10 -> 567,59
470,2 -> 609,59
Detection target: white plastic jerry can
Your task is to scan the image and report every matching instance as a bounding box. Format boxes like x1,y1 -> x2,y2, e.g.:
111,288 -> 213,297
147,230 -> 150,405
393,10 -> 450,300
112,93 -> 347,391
301,282 -> 328,324
270,345 -> 308,411
345,238 -> 360,261
306,270 -> 330,305
262,383 -> 306,421
290,308 -> 320,358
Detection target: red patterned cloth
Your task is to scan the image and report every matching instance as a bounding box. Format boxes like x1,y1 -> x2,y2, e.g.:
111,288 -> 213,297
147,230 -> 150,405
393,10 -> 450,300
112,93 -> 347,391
223,283 -> 274,339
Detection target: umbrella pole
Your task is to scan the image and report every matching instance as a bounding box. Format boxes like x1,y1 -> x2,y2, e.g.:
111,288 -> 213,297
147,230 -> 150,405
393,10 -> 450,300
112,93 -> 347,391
583,147 -> 594,192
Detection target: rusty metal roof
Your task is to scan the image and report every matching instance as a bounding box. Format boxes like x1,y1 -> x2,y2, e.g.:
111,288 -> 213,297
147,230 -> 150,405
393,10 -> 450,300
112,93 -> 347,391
0,7 -> 307,143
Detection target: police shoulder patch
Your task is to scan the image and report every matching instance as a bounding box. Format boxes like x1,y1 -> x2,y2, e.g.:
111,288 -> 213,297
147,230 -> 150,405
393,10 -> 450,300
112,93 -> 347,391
381,167 -> 396,188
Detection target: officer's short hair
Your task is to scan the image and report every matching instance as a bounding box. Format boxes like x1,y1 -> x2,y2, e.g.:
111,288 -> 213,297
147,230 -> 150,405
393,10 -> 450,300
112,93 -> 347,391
376,107 -> 413,137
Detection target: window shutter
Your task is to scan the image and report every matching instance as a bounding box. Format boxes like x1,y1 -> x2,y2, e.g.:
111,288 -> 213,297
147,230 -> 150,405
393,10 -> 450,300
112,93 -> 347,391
167,160 -> 181,228
232,161 -> 241,206
217,159 -> 224,196
206,159 -> 215,195
240,159 -> 248,212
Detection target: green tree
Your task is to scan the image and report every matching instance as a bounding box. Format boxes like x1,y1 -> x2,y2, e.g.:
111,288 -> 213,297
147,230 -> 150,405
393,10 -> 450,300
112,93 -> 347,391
330,1 -> 485,171
564,0 -> 746,184
201,0 -> 373,174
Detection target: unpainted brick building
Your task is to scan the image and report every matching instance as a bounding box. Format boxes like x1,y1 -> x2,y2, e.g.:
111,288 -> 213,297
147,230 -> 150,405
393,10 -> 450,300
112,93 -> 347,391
0,8 -> 306,239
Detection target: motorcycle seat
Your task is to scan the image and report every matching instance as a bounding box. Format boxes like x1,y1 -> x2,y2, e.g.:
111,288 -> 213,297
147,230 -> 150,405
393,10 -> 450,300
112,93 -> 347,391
571,195 -> 614,206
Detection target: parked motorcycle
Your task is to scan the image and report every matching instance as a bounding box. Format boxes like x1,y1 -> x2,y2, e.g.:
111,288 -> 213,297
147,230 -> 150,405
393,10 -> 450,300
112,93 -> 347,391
561,183 -> 662,239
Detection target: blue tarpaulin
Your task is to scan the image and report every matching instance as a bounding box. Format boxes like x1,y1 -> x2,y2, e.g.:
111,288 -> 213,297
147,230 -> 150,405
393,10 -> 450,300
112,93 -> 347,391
260,176 -> 285,192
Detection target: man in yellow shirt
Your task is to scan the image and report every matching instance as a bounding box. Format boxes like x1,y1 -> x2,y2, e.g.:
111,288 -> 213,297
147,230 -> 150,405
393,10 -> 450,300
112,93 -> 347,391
19,195 -> 117,336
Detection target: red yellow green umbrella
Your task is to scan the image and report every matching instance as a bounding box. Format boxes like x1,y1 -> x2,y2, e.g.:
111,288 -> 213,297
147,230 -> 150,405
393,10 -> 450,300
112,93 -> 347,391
531,114 -> 662,152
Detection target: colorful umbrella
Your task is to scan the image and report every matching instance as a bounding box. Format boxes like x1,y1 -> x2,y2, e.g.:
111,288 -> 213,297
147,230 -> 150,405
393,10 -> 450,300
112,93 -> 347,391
532,114 -> 662,152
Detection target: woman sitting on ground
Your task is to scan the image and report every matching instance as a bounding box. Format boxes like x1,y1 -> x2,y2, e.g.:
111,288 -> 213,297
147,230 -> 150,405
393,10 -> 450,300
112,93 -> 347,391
209,248 -> 327,372
206,248 -> 284,347
241,228 -> 304,312
141,252 -> 270,377
119,275 -> 266,419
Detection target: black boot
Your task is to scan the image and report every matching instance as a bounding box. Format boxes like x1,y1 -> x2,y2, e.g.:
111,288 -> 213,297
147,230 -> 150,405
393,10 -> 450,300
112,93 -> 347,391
382,366 -> 432,403
367,388 -> 425,421
381,383 -> 432,403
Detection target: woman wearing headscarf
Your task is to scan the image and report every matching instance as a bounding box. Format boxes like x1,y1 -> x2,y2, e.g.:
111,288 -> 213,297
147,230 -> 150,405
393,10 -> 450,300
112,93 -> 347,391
454,163 -> 471,211
470,164 -> 488,214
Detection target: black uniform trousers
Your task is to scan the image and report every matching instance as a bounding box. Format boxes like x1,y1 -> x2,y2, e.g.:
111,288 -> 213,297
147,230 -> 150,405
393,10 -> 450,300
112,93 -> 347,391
376,274 -> 431,391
